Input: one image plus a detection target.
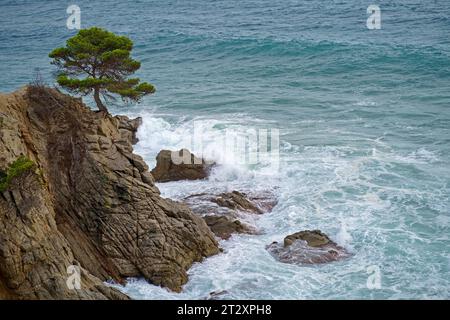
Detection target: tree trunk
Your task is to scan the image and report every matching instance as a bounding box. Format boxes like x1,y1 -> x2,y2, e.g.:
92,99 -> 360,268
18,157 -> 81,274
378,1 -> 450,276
93,87 -> 108,113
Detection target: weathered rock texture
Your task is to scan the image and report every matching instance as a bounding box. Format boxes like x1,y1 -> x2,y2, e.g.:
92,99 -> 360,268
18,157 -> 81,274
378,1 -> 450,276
284,230 -> 332,247
183,190 -> 277,239
151,149 -> 214,182
267,230 -> 350,265
212,191 -> 264,214
0,86 -> 219,299
203,215 -> 252,240
184,191 -> 277,217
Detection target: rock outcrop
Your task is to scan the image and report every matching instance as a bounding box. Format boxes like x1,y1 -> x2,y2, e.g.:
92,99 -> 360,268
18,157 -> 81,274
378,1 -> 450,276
0,86 -> 219,299
203,215 -> 253,240
267,230 -> 350,265
149,148 -> 279,239
115,115 -> 142,145
151,149 -> 214,182
212,191 -> 264,214
184,191 -> 277,216
183,190 -> 277,239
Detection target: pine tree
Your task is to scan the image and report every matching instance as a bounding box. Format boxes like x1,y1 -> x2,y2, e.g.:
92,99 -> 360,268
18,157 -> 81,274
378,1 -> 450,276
49,27 -> 155,113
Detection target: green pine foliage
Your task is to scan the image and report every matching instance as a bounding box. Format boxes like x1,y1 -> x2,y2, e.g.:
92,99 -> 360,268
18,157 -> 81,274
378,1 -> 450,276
49,27 -> 155,113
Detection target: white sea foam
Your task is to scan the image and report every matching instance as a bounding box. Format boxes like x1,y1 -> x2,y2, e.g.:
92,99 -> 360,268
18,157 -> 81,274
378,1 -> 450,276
336,222 -> 353,250
112,110 -> 450,300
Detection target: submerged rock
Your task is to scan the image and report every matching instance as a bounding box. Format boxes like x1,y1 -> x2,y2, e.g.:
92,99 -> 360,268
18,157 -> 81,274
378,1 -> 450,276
0,86 -> 219,299
151,149 -> 214,182
267,230 -> 350,265
206,290 -> 229,300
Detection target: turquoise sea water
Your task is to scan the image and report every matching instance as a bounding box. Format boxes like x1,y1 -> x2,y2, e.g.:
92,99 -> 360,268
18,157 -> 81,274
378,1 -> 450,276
1,0 -> 449,299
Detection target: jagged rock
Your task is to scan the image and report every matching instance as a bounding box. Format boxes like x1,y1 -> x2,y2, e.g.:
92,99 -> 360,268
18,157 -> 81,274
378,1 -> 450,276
151,149 -> 214,182
247,191 -> 279,213
115,115 -> 142,145
0,168 -> 129,300
0,86 -> 219,299
213,191 -> 262,214
183,190 -> 277,239
203,215 -> 253,240
267,230 -> 350,265
184,190 -> 277,216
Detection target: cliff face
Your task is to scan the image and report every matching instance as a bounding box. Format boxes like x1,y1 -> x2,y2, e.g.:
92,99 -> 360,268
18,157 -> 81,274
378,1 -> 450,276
0,86 -> 219,299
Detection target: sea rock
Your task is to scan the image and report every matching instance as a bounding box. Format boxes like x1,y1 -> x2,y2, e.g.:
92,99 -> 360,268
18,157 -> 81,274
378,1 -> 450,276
206,290 -> 228,300
284,230 -> 331,247
203,215 -> 253,240
213,191 -> 262,214
247,191 -> 279,214
183,190 -> 277,239
151,149 -> 214,182
267,230 -> 350,265
0,86 -> 219,299
184,190 -> 278,216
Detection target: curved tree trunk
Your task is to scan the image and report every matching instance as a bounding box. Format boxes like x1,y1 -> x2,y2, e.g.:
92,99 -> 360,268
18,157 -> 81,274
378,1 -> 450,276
93,87 -> 108,113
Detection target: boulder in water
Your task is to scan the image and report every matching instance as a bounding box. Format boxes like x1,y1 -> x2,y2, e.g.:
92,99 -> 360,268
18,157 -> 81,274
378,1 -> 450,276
151,149 -> 214,182
206,290 -> 228,300
203,215 -> 254,240
284,230 -> 331,247
183,190 -> 277,239
267,230 -> 350,265
212,191 -> 263,214
185,190 -> 277,215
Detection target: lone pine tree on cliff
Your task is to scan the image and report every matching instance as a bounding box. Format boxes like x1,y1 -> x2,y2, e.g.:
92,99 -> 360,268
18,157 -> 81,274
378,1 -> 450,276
49,27 -> 155,113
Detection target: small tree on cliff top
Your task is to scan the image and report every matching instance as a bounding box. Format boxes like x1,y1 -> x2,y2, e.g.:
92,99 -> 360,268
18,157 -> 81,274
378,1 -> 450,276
49,27 -> 155,113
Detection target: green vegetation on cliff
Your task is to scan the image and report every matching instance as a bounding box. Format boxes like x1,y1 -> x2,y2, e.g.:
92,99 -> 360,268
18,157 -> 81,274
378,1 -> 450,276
0,156 -> 34,192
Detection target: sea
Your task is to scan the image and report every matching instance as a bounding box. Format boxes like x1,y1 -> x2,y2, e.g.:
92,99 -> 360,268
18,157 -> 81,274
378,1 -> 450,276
0,0 -> 449,299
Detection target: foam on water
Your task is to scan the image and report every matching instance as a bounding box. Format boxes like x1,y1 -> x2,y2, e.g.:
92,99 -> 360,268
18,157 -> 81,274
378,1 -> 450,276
110,111 -> 450,299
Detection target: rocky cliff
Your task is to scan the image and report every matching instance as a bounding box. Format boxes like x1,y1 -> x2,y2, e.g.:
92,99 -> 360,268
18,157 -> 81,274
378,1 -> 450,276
0,86 -> 219,299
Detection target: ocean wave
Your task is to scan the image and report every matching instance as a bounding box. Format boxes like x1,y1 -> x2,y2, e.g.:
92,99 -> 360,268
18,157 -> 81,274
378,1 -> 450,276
113,110 -> 450,299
